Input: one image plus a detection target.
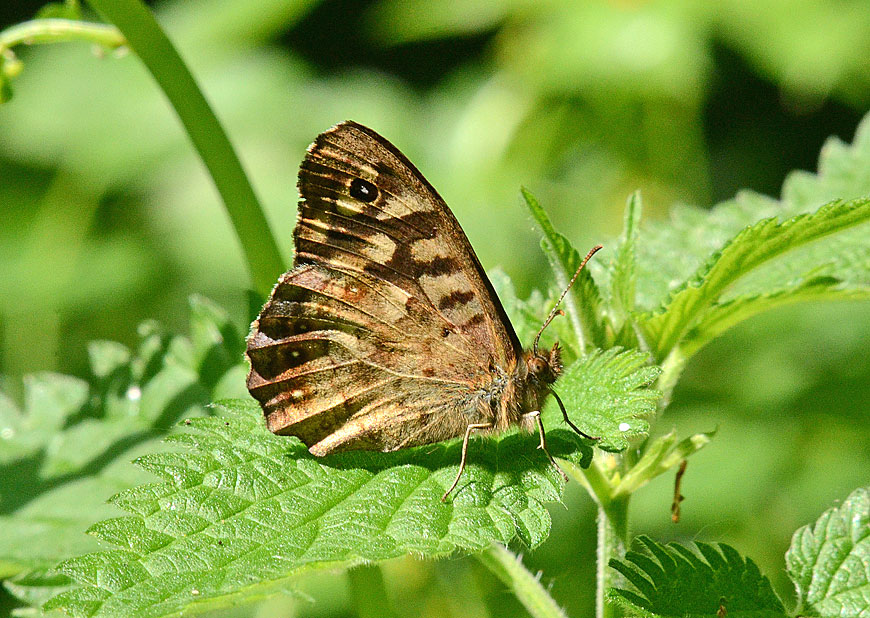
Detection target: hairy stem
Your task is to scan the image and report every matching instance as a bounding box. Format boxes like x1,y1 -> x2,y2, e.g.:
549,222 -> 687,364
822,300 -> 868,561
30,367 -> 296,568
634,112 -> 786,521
85,0 -> 285,297
596,496 -> 628,618
475,544 -> 568,618
566,457 -> 628,618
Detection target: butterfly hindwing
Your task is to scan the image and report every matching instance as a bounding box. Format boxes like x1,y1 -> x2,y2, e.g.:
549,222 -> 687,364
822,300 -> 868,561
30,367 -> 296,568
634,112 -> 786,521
247,121 -> 523,453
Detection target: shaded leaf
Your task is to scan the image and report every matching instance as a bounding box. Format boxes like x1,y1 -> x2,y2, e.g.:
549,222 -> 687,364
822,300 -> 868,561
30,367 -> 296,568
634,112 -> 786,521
608,536 -> 786,617
633,113 -> 870,314
611,191 -> 642,322
639,197 -> 870,360
681,277 -> 870,359
0,298 -> 247,593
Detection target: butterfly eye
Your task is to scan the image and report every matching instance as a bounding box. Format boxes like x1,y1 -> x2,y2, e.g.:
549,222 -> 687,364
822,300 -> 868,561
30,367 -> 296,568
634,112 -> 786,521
349,178 -> 378,202
528,356 -> 551,379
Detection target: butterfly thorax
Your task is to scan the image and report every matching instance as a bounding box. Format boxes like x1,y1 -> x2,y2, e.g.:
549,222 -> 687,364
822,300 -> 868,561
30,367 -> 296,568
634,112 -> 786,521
471,343 -> 562,435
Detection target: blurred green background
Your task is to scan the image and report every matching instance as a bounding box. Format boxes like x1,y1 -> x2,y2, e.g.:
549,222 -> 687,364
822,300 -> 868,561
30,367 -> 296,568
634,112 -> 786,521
1,0 -> 868,616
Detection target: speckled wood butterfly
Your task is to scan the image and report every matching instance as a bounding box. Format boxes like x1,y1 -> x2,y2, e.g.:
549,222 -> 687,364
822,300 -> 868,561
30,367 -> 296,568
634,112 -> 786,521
246,121 -> 601,500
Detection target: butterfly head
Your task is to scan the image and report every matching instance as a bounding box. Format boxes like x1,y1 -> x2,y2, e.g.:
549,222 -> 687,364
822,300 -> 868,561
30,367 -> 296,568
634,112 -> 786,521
526,343 -> 562,385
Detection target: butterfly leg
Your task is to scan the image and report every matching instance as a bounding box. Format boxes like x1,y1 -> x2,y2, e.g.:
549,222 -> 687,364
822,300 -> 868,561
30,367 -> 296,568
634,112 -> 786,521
550,388 -> 599,440
523,410 -> 569,483
442,422 -> 493,502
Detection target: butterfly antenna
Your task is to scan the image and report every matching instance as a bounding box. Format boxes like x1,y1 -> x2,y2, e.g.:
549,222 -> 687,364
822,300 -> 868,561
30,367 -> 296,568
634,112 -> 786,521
533,244 -> 603,355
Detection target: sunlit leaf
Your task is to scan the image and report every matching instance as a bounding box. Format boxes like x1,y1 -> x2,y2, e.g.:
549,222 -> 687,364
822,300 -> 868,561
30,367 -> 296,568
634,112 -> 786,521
786,486 -> 870,617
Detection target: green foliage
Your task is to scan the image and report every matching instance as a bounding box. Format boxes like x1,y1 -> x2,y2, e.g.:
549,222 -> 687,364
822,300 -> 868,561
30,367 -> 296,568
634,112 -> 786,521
553,349 -> 660,452
609,192 -> 642,344
611,487 -> 870,618
610,429 -> 714,499
608,536 -> 786,617
786,487 -> 870,617
42,402 -> 582,617
0,297 -> 246,604
39,341 -> 667,617
522,187 -> 607,352
32,130 -> 870,615
2,2 -> 870,616
632,113 -> 870,316
638,197 -> 870,362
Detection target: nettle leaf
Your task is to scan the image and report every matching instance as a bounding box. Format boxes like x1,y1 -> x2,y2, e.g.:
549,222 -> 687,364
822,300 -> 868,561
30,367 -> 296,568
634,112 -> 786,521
0,297 -> 247,606
632,110 -> 870,313
45,401 -> 593,618
4,567 -> 75,610
639,197 -> 870,360
608,536 -> 787,618
681,277 -> 870,359
523,188 -> 607,352
610,191 -> 642,323
786,486 -> 870,617
553,348 -> 661,452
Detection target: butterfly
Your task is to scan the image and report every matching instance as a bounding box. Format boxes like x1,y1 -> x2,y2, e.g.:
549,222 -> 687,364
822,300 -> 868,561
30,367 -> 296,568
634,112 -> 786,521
245,121 -> 601,500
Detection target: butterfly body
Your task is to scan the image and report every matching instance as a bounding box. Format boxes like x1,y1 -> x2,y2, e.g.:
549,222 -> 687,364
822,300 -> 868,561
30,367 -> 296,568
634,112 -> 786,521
246,121 -> 594,497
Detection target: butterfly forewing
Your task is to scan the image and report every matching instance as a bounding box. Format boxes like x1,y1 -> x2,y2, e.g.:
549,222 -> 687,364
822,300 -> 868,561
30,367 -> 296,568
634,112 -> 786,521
246,121 -> 524,454
296,122 -> 522,363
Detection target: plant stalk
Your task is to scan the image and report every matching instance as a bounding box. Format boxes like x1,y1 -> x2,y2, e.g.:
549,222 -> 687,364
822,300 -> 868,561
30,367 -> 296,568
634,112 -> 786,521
596,496 -> 629,618
475,544 -> 568,618
85,0 -> 285,297
0,18 -> 124,51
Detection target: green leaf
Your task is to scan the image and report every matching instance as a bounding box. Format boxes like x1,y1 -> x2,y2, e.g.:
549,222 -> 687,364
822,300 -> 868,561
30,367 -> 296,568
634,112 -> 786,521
4,568 -> 76,610
612,429 -> 715,499
639,197 -> 870,360
186,295 -> 246,389
608,536 -> 787,618
633,112 -> 870,314
681,277 -> 870,359
786,486 -> 870,617
552,348 -> 661,452
0,298 -> 247,604
45,402 -> 592,617
611,191 -> 642,322
522,187 -> 607,352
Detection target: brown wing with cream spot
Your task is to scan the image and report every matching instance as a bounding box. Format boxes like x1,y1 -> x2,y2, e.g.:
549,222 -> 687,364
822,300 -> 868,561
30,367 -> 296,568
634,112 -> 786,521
246,121 -> 523,453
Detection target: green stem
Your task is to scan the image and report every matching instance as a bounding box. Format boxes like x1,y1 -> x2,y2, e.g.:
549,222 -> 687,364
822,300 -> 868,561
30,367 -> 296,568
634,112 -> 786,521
0,18 -> 123,52
475,544 -> 568,618
85,0 -> 285,297
346,564 -> 398,618
565,457 -> 628,618
596,497 -> 629,618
